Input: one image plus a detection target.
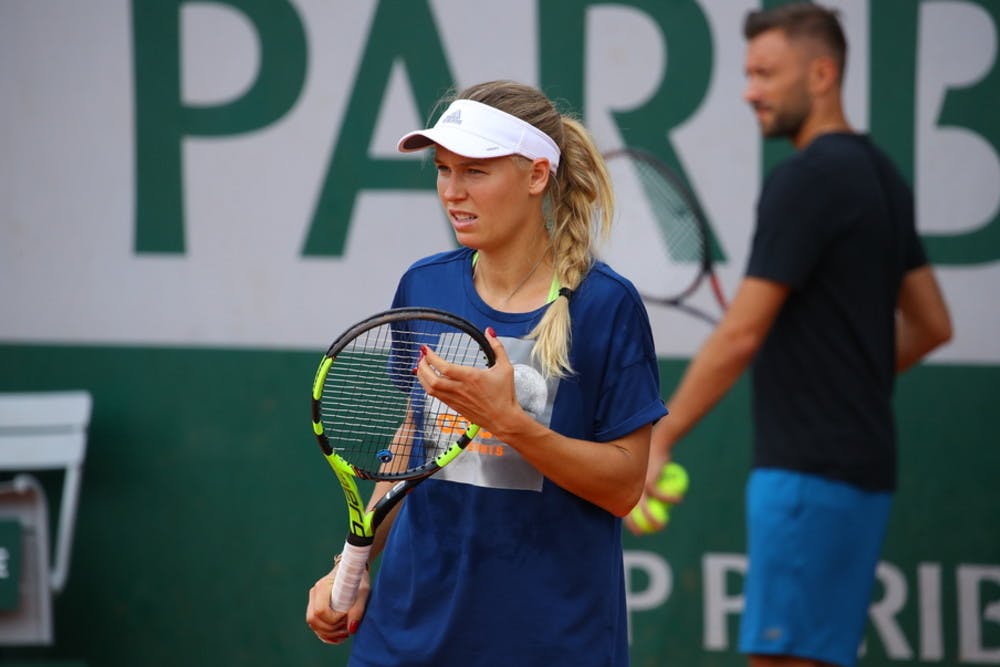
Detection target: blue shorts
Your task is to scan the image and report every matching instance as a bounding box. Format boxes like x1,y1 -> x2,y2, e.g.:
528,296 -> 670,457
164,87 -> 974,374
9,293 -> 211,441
739,469 -> 893,667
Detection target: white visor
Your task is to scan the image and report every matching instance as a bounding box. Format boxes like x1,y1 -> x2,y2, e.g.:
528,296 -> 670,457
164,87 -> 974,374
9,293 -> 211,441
397,99 -> 560,173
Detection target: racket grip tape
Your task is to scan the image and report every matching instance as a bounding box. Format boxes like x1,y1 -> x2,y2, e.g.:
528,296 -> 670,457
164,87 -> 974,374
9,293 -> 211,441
330,541 -> 372,612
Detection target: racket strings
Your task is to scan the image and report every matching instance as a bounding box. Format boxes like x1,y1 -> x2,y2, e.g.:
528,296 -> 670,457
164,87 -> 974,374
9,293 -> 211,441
632,160 -> 707,265
319,320 -> 488,478
602,150 -> 712,303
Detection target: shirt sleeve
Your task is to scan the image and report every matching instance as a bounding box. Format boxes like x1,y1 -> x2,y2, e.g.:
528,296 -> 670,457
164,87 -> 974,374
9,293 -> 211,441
900,183 -> 928,272
591,296 -> 668,442
746,161 -> 835,289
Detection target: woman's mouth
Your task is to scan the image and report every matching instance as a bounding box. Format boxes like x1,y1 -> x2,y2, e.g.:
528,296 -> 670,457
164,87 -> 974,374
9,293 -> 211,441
450,211 -> 478,230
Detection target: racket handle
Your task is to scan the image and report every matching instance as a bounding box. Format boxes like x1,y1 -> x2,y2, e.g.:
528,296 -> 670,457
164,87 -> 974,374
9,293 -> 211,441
330,541 -> 371,612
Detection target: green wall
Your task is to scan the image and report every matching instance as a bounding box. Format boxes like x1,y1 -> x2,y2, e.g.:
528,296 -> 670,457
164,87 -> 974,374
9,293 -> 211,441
0,346 -> 995,666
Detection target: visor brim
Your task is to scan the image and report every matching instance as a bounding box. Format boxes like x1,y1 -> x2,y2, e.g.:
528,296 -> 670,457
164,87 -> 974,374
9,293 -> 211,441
396,127 -> 513,160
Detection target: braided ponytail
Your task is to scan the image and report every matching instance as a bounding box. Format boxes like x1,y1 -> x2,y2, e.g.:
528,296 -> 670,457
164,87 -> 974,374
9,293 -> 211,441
455,81 -> 614,377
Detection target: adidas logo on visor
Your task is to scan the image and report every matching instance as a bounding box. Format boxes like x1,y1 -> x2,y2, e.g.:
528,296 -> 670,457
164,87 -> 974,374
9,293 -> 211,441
441,109 -> 462,125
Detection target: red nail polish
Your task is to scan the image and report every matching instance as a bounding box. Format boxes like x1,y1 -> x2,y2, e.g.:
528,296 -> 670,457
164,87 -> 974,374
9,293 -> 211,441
421,344 -> 429,354
486,327 -> 497,338
349,620 -> 360,634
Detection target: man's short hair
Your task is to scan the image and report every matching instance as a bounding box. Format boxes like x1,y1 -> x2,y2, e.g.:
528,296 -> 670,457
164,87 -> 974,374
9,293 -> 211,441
744,3 -> 847,80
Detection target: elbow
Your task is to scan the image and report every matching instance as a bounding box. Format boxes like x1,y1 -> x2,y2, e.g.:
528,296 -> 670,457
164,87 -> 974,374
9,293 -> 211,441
896,311 -> 954,372
605,461 -> 647,518
611,502 -> 636,520
932,317 -> 954,349
612,506 -> 633,519
918,313 -> 954,356
612,483 -> 644,519
608,424 -> 658,518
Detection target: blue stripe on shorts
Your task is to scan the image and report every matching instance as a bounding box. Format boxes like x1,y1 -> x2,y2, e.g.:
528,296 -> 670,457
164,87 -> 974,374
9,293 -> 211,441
738,468 -> 893,667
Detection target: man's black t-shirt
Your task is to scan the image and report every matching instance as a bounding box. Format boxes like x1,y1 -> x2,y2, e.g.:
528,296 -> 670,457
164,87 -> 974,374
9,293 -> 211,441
746,133 -> 927,491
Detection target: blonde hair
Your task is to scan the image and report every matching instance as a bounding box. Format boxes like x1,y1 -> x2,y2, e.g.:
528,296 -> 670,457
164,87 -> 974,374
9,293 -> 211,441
454,80 -> 615,377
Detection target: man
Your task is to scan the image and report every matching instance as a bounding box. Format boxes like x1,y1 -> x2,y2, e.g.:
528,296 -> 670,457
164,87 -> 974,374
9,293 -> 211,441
627,4 -> 953,667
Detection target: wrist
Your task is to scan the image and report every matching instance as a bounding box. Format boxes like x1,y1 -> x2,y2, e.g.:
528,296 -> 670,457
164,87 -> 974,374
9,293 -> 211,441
490,408 -> 547,448
333,553 -> 370,572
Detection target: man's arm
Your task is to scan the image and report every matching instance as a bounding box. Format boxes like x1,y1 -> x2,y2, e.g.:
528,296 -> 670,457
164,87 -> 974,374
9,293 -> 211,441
624,277 -> 789,535
648,277 -> 789,474
896,265 -> 952,373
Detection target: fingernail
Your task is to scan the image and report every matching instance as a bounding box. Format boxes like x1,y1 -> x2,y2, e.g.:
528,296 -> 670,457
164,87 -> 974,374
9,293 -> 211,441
349,620 -> 360,634
412,366 -> 418,375
421,344 -> 429,354
486,326 -> 497,338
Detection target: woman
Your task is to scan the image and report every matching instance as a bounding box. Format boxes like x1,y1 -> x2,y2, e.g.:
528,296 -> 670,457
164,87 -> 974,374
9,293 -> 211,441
306,80 -> 666,666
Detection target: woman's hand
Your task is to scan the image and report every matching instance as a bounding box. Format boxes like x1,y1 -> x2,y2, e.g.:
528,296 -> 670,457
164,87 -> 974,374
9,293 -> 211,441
305,561 -> 371,644
414,327 -> 521,436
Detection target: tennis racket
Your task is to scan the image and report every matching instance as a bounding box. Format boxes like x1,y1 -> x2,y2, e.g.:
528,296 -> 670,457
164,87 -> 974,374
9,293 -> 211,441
602,147 -> 727,324
311,307 -> 495,612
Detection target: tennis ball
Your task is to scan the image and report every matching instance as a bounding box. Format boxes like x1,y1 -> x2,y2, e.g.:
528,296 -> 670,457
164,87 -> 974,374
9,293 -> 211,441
629,497 -> 670,533
658,462 -> 689,497
628,463 -> 689,534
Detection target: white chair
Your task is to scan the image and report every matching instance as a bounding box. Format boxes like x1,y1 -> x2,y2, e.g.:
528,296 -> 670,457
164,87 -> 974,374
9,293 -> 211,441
0,391 -> 91,644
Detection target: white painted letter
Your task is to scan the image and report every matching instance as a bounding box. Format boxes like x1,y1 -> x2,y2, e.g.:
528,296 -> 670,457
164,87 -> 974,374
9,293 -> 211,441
703,553 -> 746,650
870,561 -> 914,659
623,550 -> 672,644
919,562 -> 944,661
958,564 -> 1000,663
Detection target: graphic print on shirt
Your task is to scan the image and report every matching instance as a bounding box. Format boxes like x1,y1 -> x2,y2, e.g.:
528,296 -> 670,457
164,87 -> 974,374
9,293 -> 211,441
430,335 -> 555,491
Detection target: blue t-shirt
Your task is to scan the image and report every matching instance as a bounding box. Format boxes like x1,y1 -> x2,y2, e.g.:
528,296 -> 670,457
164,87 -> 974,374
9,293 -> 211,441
349,247 -> 667,667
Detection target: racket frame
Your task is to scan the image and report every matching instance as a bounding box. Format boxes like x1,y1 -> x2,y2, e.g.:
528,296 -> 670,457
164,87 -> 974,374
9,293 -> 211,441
603,147 -> 727,324
310,307 -> 494,610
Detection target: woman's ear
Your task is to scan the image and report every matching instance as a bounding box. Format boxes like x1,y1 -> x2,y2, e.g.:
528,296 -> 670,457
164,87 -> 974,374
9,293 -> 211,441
528,158 -> 551,195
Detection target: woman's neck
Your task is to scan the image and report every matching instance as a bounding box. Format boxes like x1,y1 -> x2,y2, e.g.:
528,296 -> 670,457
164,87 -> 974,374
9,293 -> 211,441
473,241 -> 554,311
